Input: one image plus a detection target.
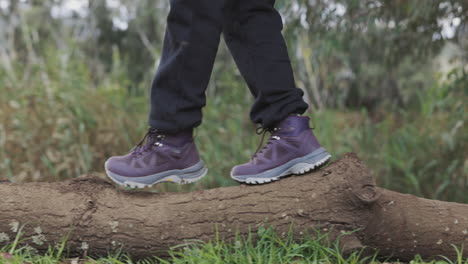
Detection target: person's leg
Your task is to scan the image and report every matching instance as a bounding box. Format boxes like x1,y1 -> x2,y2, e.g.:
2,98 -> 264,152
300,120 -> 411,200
224,0 -> 331,184
149,0 -> 227,133
223,0 -> 309,129
106,0 -> 228,188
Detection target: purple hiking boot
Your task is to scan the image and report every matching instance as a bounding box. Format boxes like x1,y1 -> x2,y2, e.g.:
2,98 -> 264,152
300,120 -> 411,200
105,128 -> 207,188
231,115 -> 331,184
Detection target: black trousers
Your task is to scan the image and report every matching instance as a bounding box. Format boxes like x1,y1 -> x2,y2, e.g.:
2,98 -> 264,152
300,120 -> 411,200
148,0 -> 309,133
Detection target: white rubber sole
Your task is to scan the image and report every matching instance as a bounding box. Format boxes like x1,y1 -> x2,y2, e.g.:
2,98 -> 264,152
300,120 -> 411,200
237,154 -> 331,185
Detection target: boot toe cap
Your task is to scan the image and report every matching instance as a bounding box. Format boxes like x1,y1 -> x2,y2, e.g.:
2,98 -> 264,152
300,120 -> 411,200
230,164 -> 260,180
105,156 -> 134,177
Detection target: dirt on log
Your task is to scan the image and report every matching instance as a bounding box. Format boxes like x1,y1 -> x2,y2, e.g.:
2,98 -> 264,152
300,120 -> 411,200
0,153 -> 466,261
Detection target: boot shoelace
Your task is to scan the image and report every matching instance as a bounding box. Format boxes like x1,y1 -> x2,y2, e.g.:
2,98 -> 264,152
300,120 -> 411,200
131,128 -> 166,157
252,126 -> 281,159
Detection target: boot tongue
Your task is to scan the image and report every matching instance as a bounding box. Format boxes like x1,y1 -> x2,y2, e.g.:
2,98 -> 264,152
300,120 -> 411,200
274,115 -> 311,137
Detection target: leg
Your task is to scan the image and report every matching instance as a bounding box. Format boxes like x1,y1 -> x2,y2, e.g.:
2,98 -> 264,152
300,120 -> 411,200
148,0 -> 227,133
224,1 -> 330,185
106,0 -> 229,187
223,0 -> 309,129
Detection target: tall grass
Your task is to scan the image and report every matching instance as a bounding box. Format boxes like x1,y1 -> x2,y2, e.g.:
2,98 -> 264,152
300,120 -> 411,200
0,43 -> 466,202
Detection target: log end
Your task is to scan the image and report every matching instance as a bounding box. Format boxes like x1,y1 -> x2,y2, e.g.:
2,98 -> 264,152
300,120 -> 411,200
335,153 -> 381,205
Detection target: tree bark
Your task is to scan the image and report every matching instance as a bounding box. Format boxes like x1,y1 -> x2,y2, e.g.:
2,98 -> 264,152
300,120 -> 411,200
0,153 -> 466,261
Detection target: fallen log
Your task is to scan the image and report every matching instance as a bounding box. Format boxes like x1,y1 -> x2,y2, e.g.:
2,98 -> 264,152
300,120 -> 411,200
0,153 -> 466,261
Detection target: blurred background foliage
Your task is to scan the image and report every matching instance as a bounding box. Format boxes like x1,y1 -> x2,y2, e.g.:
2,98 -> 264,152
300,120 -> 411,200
0,0 -> 466,202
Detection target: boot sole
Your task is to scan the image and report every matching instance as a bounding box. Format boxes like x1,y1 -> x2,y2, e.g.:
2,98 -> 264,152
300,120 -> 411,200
231,148 -> 331,185
104,160 -> 208,189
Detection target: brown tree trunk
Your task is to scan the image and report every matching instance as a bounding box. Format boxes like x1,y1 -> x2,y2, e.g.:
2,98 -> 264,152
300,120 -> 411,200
0,153 -> 466,261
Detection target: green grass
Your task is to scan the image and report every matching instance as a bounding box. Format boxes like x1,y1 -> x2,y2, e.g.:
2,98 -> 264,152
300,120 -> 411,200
1,227 -> 466,264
